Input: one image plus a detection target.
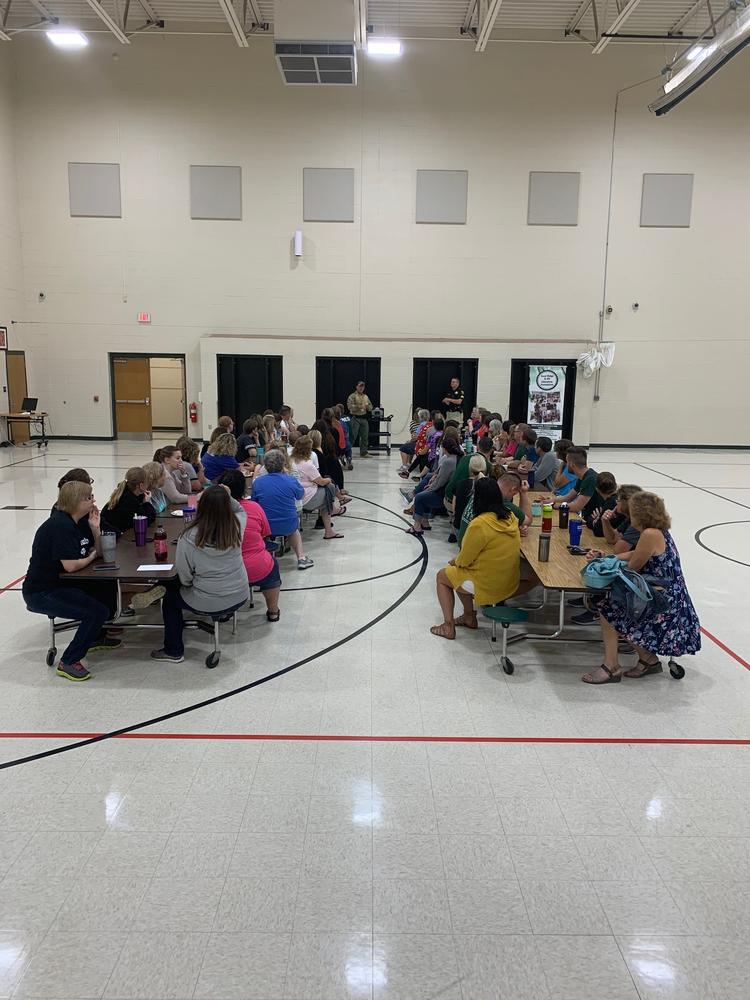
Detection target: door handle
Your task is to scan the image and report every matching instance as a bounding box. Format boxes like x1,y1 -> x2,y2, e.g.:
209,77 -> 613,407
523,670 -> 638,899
115,399 -> 148,404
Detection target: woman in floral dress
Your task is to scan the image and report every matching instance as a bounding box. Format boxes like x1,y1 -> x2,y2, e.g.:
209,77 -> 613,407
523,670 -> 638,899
582,492 -> 701,684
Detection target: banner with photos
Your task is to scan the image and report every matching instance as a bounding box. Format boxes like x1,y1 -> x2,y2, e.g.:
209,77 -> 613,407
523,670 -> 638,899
527,365 -> 566,442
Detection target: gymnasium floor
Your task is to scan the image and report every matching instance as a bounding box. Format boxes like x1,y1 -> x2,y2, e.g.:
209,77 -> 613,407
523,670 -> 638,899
0,440 -> 748,1000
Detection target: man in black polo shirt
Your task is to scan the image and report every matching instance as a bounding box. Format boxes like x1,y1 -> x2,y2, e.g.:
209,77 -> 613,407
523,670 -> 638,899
23,481 -> 120,681
442,378 -> 465,425
551,447 -> 597,515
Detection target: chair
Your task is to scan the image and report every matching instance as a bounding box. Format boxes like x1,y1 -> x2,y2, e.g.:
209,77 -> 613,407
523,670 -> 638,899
186,600 -> 247,669
481,605 -> 529,675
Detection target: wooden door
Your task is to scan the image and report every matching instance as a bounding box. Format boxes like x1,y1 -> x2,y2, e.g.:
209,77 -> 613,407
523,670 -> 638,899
112,357 -> 152,437
7,352 -> 29,443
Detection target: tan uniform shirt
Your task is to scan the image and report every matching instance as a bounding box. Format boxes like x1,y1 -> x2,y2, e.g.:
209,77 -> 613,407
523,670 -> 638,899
347,392 -> 372,417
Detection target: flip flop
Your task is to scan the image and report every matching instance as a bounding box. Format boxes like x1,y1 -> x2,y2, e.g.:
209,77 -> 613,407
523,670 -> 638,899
624,658 -> 663,679
582,664 -> 622,684
332,506 -> 347,516
323,532 -> 344,540
405,526 -> 423,536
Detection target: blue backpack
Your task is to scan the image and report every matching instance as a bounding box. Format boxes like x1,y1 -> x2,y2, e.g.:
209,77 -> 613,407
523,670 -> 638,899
582,556 -> 664,621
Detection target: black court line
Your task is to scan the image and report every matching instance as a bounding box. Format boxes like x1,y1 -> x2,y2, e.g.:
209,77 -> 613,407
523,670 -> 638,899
0,496 -> 429,771
635,463 -> 750,513
695,521 -> 750,569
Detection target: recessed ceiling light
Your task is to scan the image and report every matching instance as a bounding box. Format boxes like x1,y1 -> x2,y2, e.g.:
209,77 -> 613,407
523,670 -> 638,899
367,39 -> 402,56
46,29 -> 89,49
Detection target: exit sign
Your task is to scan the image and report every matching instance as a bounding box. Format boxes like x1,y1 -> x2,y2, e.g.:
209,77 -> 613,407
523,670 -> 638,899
138,312 -> 151,324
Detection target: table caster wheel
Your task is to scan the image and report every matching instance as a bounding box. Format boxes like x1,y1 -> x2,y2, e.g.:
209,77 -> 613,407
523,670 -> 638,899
669,660 -> 685,680
501,657 -> 515,675
206,651 -> 220,669
46,648 -> 57,667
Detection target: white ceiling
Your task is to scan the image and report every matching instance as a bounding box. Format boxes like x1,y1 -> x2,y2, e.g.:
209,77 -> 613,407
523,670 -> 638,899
0,0 -> 723,46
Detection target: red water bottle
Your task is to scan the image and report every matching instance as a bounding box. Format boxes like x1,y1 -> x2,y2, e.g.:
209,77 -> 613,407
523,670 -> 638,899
542,504 -> 553,534
154,523 -> 168,562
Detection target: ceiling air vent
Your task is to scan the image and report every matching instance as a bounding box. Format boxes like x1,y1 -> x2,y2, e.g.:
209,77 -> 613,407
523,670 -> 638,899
275,42 -> 357,85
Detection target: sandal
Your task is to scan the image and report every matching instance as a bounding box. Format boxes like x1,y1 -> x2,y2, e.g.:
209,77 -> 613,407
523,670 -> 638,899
403,506 -> 414,515
624,657 -> 663,679
582,664 -> 622,685
405,526 -> 423,536
332,506 -> 347,517
454,612 -> 478,630
430,622 -> 456,640
266,610 -> 280,622
323,532 -> 344,540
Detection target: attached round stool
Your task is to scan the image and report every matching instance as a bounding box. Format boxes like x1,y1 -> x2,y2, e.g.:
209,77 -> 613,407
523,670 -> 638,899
481,605 -> 529,675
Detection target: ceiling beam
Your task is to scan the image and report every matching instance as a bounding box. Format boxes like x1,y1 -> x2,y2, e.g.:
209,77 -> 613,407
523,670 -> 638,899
461,0 -> 477,34
85,0 -> 130,42
28,0 -> 57,20
217,0 -> 248,46
475,0 -> 504,51
670,0 -> 709,35
592,0 -> 642,53
354,0 -> 367,48
565,0 -> 593,35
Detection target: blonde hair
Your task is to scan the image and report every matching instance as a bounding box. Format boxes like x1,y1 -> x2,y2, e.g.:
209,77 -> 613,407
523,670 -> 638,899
143,461 -> 165,490
208,432 -> 237,458
291,435 -> 313,462
309,429 -> 322,449
262,414 -> 277,440
617,484 -> 643,517
469,454 -> 486,477
57,481 -> 93,514
107,467 -> 146,509
629,492 -> 671,531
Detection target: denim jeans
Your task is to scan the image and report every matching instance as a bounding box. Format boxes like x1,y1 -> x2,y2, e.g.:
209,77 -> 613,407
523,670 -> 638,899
161,580 -> 246,657
414,488 -> 446,519
24,587 -> 110,666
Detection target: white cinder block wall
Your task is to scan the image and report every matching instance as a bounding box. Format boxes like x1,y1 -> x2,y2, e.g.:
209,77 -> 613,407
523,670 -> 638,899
1,35 -> 748,443
0,53 -> 21,404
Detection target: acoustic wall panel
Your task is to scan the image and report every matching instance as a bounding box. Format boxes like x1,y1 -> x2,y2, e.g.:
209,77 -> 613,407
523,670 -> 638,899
303,167 -> 355,222
190,165 -> 242,220
415,169 -> 468,224
68,162 -> 121,218
527,171 -> 580,226
640,173 -> 694,227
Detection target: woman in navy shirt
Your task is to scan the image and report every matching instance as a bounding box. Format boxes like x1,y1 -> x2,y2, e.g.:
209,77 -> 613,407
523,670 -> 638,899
23,481 -> 119,681
203,433 -> 251,481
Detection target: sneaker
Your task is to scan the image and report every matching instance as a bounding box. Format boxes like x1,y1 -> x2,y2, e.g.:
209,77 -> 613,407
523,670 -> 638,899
397,470 -> 409,479
150,648 -> 185,663
314,517 -> 324,530
571,610 -> 599,626
297,557 -> 315,570
118,607 -> 136,618
57,661 -> 91,681
399,488 -> 415,501
448,533 -> 457,543
403,506 -> 414,515
360,453 -> 370,458
87,637 -> 123,653
411,475 -> 421,481
568,596 -> 585,608
346,461 -> 353,471
130,585 -> 166,611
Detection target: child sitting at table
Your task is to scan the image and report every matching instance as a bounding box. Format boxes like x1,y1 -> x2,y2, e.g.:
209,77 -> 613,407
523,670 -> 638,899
101,467 -> 155,535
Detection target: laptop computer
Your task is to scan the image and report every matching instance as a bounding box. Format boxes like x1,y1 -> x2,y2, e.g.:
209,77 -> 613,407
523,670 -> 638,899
20,397 -> 38,413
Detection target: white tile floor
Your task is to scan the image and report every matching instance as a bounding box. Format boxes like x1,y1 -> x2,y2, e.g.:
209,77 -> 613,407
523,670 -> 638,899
0,439 -> 749,998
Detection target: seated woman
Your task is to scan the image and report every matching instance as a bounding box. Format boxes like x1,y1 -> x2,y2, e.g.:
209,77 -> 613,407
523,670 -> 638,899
202,432 -> 246,482
251,448 -> 313,570
500,422 -> 517,461
101,467 -> 155,535
431,478 -> 521,640
151,485 -> 250,663
218,469 -> 282,622
158,446 -> 193,504
450,454 -> 487,542
142,461 -> 168,516
176,436 -> 207,492
23,481 -> 122,681
291,435 -> 344,541
398,409 -> 429,478
312,420 -> 350,503
582,492 -> 701,685
406,436 -> 461,536
200,416 -> 233,458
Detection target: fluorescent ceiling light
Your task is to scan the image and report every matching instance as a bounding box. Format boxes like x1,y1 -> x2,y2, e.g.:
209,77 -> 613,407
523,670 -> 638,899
650,4 -> 750,115
367,39 -> 402,56
47,29 -> 89,48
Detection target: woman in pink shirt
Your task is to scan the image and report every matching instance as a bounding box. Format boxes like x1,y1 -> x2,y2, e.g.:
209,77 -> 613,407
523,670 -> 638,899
218,470 -> 281,622
290,436 -> 344,541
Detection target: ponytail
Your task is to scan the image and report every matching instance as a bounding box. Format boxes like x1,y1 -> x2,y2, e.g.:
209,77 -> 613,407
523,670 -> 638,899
106,467 -> 147,510
153,447 -> 164,462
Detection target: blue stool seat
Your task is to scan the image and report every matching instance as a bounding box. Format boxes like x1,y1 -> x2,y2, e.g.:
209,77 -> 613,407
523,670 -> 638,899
481,604 -> 529,675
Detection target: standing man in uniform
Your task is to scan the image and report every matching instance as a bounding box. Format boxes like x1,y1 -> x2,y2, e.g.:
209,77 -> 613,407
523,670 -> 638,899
443,377 -> 465,425
347,380 -> 373,458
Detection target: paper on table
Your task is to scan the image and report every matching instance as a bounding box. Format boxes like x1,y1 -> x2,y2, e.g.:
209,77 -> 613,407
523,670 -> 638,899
137,564 -> 174,571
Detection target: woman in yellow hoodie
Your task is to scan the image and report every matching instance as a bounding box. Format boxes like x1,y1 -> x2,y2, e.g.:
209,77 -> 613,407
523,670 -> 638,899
431,478 -> 521,639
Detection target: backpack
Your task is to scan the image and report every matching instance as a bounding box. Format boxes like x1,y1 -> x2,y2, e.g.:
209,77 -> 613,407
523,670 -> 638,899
582,556 -> 666,621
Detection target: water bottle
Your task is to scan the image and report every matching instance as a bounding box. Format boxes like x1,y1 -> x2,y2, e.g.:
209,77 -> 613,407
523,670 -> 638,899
538,534 -> 550,562
542,504 -> 553,534
558,503 -> 569,529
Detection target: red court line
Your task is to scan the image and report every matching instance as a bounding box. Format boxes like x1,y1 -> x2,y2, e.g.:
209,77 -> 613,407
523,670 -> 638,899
701,626 -> 750,671
0,575 -> 25,596
0,732 -> 748,745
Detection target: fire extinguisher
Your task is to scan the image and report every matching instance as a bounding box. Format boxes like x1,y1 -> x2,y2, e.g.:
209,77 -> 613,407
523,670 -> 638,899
189,402 -> 198,424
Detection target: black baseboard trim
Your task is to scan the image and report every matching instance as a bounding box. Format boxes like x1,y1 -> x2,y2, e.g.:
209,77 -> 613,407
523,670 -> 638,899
30,435 -> 115,442
592,443 -> 750,451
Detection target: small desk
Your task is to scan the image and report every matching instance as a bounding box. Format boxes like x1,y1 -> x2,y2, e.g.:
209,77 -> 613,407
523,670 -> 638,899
0,412 -> 49,448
